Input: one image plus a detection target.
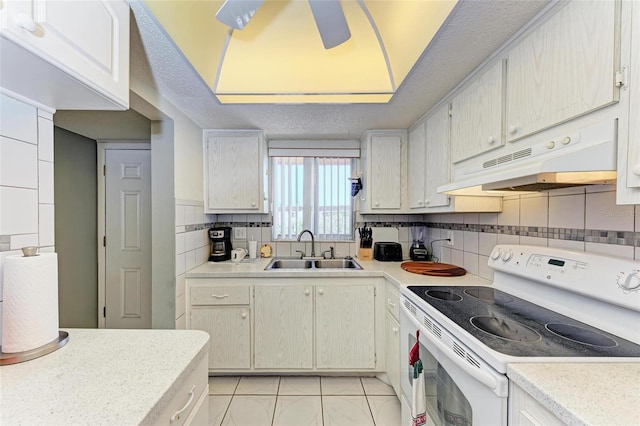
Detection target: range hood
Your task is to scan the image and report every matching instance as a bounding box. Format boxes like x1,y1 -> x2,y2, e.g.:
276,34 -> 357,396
439,119 -> 617,195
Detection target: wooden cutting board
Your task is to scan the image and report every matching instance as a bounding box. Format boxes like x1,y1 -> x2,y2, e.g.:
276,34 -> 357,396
401,261 -> 466,277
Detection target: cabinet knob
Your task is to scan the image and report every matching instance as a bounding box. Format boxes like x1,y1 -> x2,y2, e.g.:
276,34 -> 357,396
304,289 -> 311,296
318,289 -> 324,295
633,164 -> 640,176
546,141 -> 556,149
393,327 -> 399,334
561,136 -> 572,145
425,199 -> 430,205
487,135 -> 496,144
16,13 -> 37,32
417,200 -> 422,205
251,201 -> 256,207
241,312 -> 247,319
508,125 -> 518,135
374,202 -> 379,207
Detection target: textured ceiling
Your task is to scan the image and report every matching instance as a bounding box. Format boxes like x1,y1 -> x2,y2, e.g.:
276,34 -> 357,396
129,0 -> 551,139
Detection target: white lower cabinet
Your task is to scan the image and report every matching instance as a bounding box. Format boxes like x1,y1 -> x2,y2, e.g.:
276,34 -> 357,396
509,383 -> 564,426
384,282 -> 401,396
316,283 -> 376,369
155,355 -> 209,426
189,283 -> 251,370
254,285 -> 313,369
190,307 -> 251,369
187,277 -> 381,373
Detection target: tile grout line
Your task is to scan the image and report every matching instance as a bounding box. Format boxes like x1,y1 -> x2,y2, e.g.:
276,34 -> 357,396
270,376 -> 281,426
361,377 -> 378,426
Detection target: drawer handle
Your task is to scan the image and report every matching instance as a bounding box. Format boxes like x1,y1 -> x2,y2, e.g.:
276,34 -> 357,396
387,299 -> 396,308
170,385 -> 196,423
211,294 -> 229,299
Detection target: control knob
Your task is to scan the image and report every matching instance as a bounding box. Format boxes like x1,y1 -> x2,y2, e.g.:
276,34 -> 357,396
500,251 -> 513,262
617,271 -> 640,292
490,249 -> 502,260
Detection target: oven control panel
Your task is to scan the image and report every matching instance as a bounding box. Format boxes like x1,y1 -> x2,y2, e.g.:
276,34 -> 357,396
488,245 -> 640,312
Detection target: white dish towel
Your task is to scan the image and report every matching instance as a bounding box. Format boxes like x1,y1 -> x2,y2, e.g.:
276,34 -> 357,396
412,359 -> 427,426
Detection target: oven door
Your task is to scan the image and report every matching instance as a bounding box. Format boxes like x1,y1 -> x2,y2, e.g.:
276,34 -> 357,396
400,300 -> 508,426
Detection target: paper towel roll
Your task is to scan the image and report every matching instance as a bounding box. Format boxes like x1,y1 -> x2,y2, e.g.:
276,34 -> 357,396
2,253 -> 59,353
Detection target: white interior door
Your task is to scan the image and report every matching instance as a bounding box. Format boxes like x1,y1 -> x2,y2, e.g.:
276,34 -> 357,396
105,149 -> 151,328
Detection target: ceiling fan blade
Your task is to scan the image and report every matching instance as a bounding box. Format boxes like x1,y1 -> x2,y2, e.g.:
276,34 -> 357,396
308,0 -> 351,49
216,0 -> 265,30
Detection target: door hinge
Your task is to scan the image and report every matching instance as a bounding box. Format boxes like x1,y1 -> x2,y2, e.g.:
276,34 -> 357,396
103,165 -> 106,176
615,67 -> 628,88
103,236 -> 106,247
103,306 -> 106,318
374,288 -> 377,297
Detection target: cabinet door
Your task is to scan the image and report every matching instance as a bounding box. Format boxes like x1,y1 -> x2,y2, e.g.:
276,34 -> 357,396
506,1 -> 619,142
0,0 -> 129,107
451,60 -> 503,162
369,135 -> 401,209
425,104 -> 451,208
626,0 -> 640,189
385,310 -> 400,396
509,384 -> 564,426
206,134 -> 261,210
254,285 -> 313,369
190,307 -> 251,369
316,284 -> 375,369
407,122 -> 427,209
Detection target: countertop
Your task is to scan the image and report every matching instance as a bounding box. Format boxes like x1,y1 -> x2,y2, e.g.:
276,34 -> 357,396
187,257 -> 491,288
0,328 -> 209,425
508,363 -> 640,426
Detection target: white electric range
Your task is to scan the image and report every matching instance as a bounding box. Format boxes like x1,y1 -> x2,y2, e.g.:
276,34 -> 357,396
400,244 -> 640,426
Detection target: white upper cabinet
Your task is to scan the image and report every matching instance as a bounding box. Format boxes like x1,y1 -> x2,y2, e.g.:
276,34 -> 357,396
424,104 -> 452,208
618,2 -> 640,190
360,130 -> 407,212
0,0 -> 129,109
505,0 -> 619,142
407,122 -> 426,209
204,130 -> 268,213
451,60 -> 504,163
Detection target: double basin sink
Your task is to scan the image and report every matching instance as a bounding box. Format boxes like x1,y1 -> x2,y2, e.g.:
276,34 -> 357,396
265,258 -> 362,270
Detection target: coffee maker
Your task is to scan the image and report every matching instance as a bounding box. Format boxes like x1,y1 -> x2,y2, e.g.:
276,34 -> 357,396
208,227 -> 232,262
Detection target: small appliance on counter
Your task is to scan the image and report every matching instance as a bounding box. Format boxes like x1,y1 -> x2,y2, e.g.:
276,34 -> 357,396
373,242 -> 403,261
208,227 -> 232,262
409,225 -> 430,261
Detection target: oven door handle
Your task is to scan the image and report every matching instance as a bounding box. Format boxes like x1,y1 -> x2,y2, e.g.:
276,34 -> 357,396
402,303 -> 499,391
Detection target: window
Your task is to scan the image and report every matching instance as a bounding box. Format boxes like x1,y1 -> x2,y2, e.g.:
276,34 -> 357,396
272,156 -> 354,240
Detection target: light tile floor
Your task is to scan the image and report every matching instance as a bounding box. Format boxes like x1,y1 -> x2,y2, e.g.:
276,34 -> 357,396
208,376 -> 401,426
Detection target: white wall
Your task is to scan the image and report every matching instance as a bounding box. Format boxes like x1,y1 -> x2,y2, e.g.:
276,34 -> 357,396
0,93 -> 56,345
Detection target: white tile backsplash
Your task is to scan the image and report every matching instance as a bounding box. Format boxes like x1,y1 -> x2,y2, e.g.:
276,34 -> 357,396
0,94 -> 38,143
463,251 -> 479,276
10,233 -> 39,250
478,232 -> 497,256
585,242 -> 634,259
38,161 -> 54,204
463,231 -> 478,254
176,233 -> 186,255
520,194 -> 548,228
478,256 -> 494,281
185,205 -> 196,226
0,137 -> 38,188
176,253 -> 186,276
548,239 -> 585,251
0,187 -> 39,234
519,236 -> 547,247
38,204 -> 55,247
549,194 -> 584,229
585,191 -> 634,232
37,117 -> 54,162
185,250 -> 196,271
175,205 -> 185,227
497,198 -> 519,226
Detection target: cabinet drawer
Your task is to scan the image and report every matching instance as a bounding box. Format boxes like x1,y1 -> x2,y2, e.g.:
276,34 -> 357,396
385,283 -> 400,321
154,355 -> 208,426
190,286 -> 250,306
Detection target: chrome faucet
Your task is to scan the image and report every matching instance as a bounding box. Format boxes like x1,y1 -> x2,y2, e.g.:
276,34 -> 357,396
297,229 -> 316,257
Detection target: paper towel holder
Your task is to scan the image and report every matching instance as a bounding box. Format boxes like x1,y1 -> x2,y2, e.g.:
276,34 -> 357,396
0,331 -> 69,365
21,246 -> 38,257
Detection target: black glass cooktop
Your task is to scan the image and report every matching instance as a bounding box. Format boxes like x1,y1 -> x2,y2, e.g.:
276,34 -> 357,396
407,286 -> 640,357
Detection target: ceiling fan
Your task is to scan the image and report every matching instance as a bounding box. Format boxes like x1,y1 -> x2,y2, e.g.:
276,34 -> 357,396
215,0 -> 351,49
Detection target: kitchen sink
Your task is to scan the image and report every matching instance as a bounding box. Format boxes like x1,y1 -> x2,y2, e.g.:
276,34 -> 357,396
313,259 -> 362,269
264,258 -> 362,270
265,259 -> 313,269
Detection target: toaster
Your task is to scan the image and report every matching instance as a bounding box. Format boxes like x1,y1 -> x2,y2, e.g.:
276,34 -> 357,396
373,242 -> 403,261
